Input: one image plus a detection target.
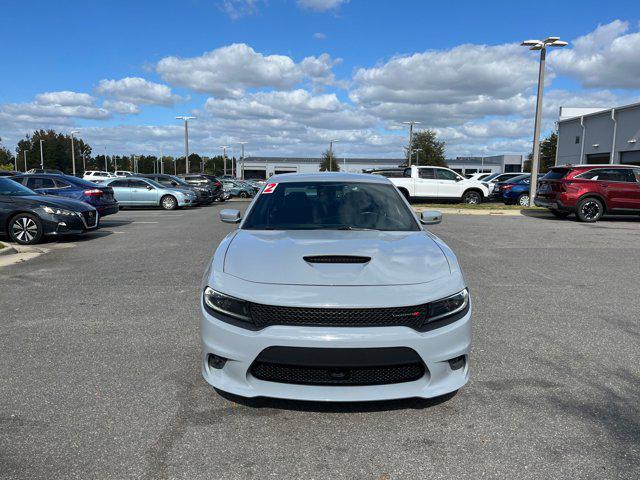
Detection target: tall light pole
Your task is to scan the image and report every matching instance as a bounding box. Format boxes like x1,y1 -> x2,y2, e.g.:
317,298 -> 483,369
104,146 -> 108,172
14,151 -> 18,171
402,121 -> 420,166
239,141 -> 248,179
23,150 -> 27,172
219,145 -> 229,176
39,139 -> 44,168
70,130 -> 79,176
329,139 -> 339,171
413,148 -> 423,165
521,36 -> 568,206
176,116 -> 195,174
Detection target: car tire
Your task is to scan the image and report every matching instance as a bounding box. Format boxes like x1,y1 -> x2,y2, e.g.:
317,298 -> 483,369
576,197 -> 604,223
549,208 -> 571,219
160,195 -> 178,210
8,213 -> 44,245
239,191 -> 248,198
516,193 -> 530,207
462,190 -> 482,205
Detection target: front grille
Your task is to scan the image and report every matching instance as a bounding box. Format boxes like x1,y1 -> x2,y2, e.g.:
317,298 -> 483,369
249,303 -> 429,330
251,362 -> 425,386
81,210 -> 98,227
303,255 -> 371,264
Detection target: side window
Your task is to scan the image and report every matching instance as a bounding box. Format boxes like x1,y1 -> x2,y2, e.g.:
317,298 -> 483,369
579,169 -> 636,182
54,179 -> 71,188
14,177 -> 28,186
436,169 -> 459,181
129,180 -> 149,188
110,180 -> 129,188
634,169 -> 640,182
418,168 -> 436,179
403,168 -> 412,177
27,178 -> 54,189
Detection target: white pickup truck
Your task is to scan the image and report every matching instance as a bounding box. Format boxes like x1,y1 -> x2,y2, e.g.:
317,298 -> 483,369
384,166 -> 490,204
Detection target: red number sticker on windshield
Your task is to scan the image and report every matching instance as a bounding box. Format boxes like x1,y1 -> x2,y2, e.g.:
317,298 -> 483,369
263,183 -> 278,194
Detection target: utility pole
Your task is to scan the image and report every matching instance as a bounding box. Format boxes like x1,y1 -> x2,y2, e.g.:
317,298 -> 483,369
521,36 -> 568,206
70,131 -> 79,176
176,116 -> 195,174
82,151 -> 86,172
23,150 -> 27,172
329,139 -> 339,171
402,121 -> 420,166
219,146 -> 229,176
39,139 -> 44,168
104,146 -> 108,172
239,141 -> 248,180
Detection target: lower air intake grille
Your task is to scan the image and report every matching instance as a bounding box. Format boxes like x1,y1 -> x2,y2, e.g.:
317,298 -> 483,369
251,362 -> 425,386
303,255 -> 371,264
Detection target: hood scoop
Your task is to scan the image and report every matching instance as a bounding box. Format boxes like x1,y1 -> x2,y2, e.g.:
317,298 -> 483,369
303,255 -> 371,264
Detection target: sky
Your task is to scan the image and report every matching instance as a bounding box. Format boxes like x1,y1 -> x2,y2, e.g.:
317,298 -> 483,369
1,0 -> 639,159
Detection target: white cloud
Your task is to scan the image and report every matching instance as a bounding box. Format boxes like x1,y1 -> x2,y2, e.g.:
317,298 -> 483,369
297,0 -> 349,11
95,77 -> 181,106
35,91 -> 95,107
313,32 -> 327,40
156,43 -> 341,97
103,100 -> 140,115
3,101 -> 109,120
550,20 -> 640,89
219,0 -> 264,19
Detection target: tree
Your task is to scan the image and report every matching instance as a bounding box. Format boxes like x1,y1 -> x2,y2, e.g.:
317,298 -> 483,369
523,132 -> 557,173
406,130 -> 447,167
16,130 -> 91,173
0,137 -> 14,168
319,149 -> 340,172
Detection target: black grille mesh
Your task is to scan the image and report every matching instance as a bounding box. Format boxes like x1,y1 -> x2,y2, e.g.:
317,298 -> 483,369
251,362 -> 425,386
303,255 -> 371,264
82,210 -> 97,226
249,303 -> 429,329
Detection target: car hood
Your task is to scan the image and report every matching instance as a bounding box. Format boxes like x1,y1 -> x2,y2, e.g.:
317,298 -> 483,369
223,230 -> 450,286
20,195 -> 94,211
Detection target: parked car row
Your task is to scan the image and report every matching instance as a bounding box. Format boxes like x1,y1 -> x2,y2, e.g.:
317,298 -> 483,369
0,171 -> 244,245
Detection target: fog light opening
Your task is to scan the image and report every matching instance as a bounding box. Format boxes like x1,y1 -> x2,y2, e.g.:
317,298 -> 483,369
208,354 -> 228,370
447,355 -> 466,371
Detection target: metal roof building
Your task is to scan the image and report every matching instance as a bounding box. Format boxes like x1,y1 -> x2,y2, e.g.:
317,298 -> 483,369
556,102 -> 640,166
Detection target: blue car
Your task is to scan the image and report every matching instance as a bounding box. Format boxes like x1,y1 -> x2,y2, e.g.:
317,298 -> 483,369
12,174 -> 120,217
494,174 -> 532,206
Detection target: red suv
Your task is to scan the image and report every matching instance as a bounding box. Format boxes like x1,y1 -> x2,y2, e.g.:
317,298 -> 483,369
535,164 -> 640,222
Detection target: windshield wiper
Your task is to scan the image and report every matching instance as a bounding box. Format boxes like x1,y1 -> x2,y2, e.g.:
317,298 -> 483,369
335,225 -> 380,231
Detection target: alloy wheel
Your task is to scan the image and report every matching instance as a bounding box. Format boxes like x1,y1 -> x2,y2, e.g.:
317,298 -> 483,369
11,217 -> 38,243
518,195 -> 530,207
162,196 -> 177,210
581,201 -> 600,220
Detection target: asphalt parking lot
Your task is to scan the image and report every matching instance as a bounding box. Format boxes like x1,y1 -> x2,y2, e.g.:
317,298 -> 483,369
1,205 -> 639,480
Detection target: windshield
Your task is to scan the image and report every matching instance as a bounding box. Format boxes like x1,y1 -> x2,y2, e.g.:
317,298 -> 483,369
243,181 -> 420,231
482,173 -> 501,182
0,178 -> 37,196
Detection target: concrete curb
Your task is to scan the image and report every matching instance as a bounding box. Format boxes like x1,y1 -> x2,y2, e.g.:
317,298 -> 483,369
0,245 -> 17,256
413,206 -> 549,216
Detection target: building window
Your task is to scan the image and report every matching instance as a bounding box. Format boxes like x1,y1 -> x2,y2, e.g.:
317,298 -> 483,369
575,136 -> 580,144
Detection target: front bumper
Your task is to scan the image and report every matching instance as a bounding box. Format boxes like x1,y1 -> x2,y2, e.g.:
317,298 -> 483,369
201,304 -> 471,402
42,210 -> 99,236
177,196 -> 196,207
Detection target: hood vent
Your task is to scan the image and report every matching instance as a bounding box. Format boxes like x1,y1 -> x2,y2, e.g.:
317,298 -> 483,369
304,255 -> 371,264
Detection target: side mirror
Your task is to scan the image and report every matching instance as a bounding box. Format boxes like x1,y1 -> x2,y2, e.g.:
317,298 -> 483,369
220,209 -> 242,223
146,185 -> 154,190
419,210 -> 442,225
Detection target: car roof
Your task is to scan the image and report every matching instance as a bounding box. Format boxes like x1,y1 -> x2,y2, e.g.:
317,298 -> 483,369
556,164 -> 640,169
269,172 -> 391,184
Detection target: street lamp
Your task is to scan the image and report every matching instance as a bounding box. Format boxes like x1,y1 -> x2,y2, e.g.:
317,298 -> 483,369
176,116 -> 196,174
413,148 -> 423,165
521,36 -> 568,206
239,141 -> 248,179
329,139 -> 339,171
219,145 -> 229,176
402,121 -> 420,166
70,130 -> 79,176
39,139 -> 45,168
104,146 -> 108,172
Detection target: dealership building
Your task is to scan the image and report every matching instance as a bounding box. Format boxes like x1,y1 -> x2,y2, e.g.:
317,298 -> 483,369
239,154 -> 523,179
556,102 -> 640,166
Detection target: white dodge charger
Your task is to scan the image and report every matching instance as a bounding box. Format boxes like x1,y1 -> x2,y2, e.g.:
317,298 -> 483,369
200,172 -> 471,402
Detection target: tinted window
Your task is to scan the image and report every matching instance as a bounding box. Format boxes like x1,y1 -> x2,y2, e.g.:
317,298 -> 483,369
27,178 -> 55,189
54,179 -> 72,188
0,178 -> 36,196
129,180 -> 149,188
545,168 -> 570,180
110,180 -> 130,188
576,168 -> 637,182
243,182 -> 419,231
418,168 -> 436,179
436,169 -> 459,181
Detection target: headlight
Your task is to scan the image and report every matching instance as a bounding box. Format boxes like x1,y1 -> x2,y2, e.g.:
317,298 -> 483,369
42,205 -> 76,216
203,287 -> 252,322
427,289 -> 469,323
